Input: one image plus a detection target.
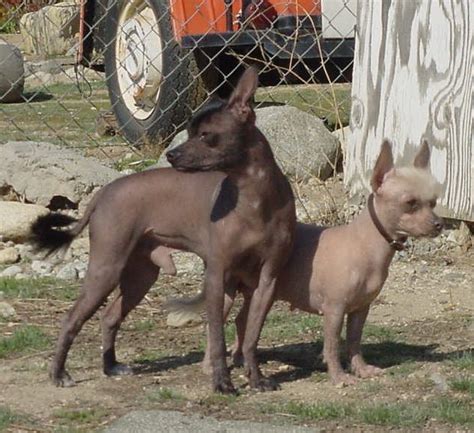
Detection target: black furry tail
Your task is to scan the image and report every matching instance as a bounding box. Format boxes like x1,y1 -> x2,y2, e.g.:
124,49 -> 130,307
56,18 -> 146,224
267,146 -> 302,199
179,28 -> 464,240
30,213 -> 78,255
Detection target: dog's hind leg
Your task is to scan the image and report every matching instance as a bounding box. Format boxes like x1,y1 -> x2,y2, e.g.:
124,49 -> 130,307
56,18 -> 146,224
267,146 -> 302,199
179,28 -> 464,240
241,264 -> 280,391
50,260 -> 124,387
231,290 -> 252,368
101,248 -> 160,376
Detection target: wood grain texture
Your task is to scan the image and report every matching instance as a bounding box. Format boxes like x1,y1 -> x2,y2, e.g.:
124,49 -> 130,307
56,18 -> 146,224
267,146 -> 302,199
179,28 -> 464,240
346,0 -> 473,220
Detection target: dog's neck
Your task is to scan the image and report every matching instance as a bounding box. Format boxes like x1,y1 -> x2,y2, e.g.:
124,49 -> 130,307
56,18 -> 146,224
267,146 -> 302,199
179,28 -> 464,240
351,195 -> 406,263
367,194 -> 406,251
226,129 -> 291,218
227,131 -> 281,190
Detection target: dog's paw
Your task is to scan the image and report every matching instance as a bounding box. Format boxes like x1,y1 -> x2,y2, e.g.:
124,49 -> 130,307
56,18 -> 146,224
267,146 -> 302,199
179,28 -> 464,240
212,370 -> 237,395
250,375 -> 280,392
330,372 -> 357,387
104,363 -> 134,377
213,379 -> 237,395
50,370 -> 76,387
231,351 -> 244,368
353,364 -> 384,379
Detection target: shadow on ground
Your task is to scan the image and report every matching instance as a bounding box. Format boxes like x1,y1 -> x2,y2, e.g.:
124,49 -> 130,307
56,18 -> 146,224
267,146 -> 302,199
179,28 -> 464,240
131,340 -> 473,386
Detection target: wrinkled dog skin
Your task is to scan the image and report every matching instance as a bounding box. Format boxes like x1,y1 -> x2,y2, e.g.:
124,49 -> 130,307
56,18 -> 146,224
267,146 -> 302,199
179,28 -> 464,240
168,140 -> 443,385
30,67 -> 296,394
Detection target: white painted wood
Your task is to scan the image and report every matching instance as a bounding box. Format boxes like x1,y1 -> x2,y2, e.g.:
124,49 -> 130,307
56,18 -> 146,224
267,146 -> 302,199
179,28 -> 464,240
321,0 -> 357,38
346,0 -> 473,221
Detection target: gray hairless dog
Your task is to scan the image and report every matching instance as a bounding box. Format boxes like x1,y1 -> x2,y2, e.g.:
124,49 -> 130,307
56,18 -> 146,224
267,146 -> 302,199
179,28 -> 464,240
30,67 -> 296,394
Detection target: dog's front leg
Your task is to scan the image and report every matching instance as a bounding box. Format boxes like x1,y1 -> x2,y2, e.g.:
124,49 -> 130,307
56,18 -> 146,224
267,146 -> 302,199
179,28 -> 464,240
205,264 -> 236,394
202,287 -> 237,375
242,267 -> 279,391
347,306 -> 383,378
323,306 -> 357,385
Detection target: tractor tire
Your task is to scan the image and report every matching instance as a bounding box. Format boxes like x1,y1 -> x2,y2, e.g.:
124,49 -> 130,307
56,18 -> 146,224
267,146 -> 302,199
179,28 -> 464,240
104,0 -> 208,147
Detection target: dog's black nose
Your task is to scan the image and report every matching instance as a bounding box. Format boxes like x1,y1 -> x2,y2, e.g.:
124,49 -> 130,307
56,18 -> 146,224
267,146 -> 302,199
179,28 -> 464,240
433,217 -> 444,231
166,149 -> 178,163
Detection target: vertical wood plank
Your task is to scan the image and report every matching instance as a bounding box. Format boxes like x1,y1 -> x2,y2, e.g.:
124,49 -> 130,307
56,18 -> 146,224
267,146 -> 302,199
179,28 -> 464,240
346,0 -> 473,221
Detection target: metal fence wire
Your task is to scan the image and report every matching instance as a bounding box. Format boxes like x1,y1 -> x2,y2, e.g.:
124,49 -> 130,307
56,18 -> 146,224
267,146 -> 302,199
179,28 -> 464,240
0,0 -> 356,161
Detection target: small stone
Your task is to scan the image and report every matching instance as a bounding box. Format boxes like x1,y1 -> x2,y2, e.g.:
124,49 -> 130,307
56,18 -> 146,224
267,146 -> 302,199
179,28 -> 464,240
446,231 -> 456,243
447,222 -> 472,251
0,301 -> 16,319
0,265 -> 22,277
277,364 -> 291,372
56,263 -> 78,280
171,251 -> 204,276
0,247 -> 20,265
430,372 -> 448,392
72,260 -> 87,279
31,260 -> 53,275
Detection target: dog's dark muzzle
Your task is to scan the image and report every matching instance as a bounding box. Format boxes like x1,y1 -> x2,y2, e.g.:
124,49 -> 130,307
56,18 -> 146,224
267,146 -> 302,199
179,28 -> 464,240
431,216 -> 444,236
166,148 -> 182,165
166,148 -> 214,172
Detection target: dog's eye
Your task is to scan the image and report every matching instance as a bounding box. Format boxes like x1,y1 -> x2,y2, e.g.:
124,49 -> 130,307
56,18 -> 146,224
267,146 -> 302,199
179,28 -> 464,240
406,199 -> 419,212
202,133 -> 218,148
199,132 -> 208,141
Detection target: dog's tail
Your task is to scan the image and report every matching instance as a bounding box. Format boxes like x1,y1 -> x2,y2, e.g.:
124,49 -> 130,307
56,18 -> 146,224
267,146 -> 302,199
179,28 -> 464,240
30,190 -> 101,255
165,290 -> 206,327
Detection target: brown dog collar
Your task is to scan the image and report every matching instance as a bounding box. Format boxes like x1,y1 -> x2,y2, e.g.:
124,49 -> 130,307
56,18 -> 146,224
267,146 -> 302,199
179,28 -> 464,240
367,193 -> 407,251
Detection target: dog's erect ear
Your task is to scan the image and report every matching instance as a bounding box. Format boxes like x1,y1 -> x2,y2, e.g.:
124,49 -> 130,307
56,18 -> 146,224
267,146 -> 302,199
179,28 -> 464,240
371,139 -> 394,192
413,140 -> 430,169
227,67 -> 259,118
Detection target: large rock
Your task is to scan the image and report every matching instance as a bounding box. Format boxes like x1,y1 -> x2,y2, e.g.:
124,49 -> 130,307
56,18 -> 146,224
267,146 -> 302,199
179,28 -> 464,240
0,141 -> 120,208
0,42 -> 24,103
0,201 -> 49,242
257,106 -> 341,180
155,106 -> 340,181
19,1 -> 79,57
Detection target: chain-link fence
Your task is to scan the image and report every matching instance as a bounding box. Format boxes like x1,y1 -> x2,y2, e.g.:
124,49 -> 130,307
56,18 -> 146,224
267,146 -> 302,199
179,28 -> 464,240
0,0 -> 356,166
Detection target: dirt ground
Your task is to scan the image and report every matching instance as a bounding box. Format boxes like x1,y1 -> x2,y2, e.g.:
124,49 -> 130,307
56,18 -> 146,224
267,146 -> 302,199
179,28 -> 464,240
0,180 -> 473,433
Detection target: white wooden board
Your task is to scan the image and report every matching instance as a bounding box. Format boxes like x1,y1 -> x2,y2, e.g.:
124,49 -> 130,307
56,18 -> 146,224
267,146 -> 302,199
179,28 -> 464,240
346,0 -> 473,221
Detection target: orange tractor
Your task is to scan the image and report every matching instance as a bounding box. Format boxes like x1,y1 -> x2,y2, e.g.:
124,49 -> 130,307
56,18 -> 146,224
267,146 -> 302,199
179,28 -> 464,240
78,0 -> 355,144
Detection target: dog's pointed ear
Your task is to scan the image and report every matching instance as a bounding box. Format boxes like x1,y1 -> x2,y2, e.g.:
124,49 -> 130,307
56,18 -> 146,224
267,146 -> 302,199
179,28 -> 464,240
227,67 -> 259,120
371,139 -> 395,192
413,140 -> 430,169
